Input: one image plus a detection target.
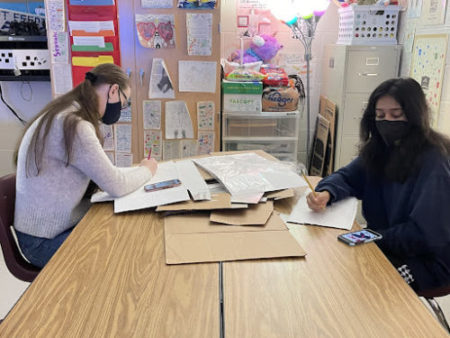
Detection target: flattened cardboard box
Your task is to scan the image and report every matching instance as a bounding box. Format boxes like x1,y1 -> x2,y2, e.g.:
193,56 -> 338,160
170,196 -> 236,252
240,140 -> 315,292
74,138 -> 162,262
156,193 -> 234,212
164,212 -> 306,264
210,201 -> 273,225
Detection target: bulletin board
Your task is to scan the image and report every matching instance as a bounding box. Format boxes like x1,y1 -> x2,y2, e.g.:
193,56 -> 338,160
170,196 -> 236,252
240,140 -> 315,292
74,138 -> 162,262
410,34 -> 448,128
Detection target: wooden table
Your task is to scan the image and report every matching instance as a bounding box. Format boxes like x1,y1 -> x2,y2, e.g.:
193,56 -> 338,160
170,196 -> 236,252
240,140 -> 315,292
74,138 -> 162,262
0,182 -> 447,337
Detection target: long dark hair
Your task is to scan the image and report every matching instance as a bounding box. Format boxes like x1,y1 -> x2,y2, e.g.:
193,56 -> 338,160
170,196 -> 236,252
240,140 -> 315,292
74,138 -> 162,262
18,63 -> 129,176
359,77 -> 450,182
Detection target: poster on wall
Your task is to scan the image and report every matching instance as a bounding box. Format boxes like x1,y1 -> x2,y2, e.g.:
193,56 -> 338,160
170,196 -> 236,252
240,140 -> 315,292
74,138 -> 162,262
407,0 -> 423,18
410,34 -> 448,128
421,0 -> 447,25
136,14 -> 175,49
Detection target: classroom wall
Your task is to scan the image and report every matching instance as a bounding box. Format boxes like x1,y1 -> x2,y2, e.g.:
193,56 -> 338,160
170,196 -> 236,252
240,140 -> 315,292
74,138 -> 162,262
0,81 -> 51,176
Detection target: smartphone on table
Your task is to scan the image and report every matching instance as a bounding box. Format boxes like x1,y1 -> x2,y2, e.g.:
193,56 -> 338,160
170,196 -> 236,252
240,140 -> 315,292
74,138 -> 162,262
338,229 -> 382,246
144,179 -> 181,192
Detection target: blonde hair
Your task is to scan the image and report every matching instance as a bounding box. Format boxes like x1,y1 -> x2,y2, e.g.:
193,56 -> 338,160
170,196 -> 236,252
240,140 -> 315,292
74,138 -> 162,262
20,63 -> 129,176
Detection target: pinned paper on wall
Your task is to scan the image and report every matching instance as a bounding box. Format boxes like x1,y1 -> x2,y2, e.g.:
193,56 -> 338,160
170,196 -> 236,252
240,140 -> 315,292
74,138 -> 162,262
178,60 -> 217,93
149,58 -> 175,99
177,0 -> 216,9
105,151 -> 115,164
163,140 -> 182,160
114,124 -> 132,152
197,101 -> 214,130
181,140 -> 198,158
115,153 -> 133,167
407,0 -> 423,18
198,131 -> 214,154
141,0 -> 173,8
46,0 -> 65,32
51,63 -> 72,95
101,124 -> 114,151
165,101 -> 194,139
186,13 -> 212,56
50,31 -> 69,63
421,0 -> 447,25
143,100 -> 161,129
136,14 -> 175,49
410,34 -> 448,128
144,129 -> 162,160
118,105 -> 132,122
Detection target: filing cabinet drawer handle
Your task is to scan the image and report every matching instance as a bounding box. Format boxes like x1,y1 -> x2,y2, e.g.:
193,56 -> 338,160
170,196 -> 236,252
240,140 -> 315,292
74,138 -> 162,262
358,72 -> 378,77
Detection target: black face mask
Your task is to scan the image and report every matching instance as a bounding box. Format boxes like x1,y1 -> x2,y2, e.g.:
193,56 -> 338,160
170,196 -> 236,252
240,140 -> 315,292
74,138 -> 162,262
101,87 -> 122,125
375,120 -> 409,146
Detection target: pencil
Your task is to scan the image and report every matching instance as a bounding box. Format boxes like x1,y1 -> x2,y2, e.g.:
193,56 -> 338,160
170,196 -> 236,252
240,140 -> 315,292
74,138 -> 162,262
302,174 -> 317,197
147,148 -> 152,160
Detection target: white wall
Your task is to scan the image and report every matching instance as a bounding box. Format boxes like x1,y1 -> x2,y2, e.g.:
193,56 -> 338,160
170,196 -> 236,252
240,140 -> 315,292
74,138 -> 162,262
0,81 -> 52,176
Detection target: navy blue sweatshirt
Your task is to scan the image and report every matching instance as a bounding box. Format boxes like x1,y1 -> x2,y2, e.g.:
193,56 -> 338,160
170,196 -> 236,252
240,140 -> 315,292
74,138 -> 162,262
316,149 -> 450,292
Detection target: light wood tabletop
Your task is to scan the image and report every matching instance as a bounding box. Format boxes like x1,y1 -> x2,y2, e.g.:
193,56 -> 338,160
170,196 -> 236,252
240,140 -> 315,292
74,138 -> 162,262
0,176 -> 447,337
0,203 -> 220,337
223,181 -> 448,337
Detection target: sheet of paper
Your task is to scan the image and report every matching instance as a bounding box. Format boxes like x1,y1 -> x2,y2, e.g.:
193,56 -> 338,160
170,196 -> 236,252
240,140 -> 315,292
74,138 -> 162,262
101,124 -> 114,151
51,63 -> 72,95
287,191 -> 358,230
73,36 -> 105,47
181,139 -> 197,158
197,101 -> 214,130
186,13 -> 212,56
115,153 -> 133,167
143,100 -> 161,129
175,160 -> 211,200
46,0 -> 65,32
49,31 -> 69,63
114,162 -> 190,213
144,129 -> 162,160
68,21 -> 115,35
149,58 -> 175,99
193,153 -> 307,198
198,131 -> 214,155
163,140 -> 182,160
178,61 -> 217,93
421,0 -> 446,25
118,105 -> 132,122
165,101 -> 194,139
114,124 -> 132,153
105,151 -> 114,164
141,0 -> 173,8
135,14 -> 175,49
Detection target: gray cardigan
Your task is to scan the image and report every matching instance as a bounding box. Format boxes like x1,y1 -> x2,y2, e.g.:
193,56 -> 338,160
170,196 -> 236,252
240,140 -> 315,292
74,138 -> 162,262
14,108 -> 152,238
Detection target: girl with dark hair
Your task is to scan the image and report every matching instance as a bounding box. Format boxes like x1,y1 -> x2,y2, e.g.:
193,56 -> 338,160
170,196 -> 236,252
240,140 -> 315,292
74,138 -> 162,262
14,63 -> 158,268
307,78 -> 450,292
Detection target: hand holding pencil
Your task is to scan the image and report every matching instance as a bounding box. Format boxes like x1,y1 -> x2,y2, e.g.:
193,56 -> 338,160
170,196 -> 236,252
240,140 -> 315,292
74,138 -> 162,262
140,148 -> 158,176
302,174 -> 330,212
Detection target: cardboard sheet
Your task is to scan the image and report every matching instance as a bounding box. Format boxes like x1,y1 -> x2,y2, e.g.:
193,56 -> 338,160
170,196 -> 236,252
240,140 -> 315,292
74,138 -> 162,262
210,201 -> 273,225
265,189 -> 295,200
164,212 -> 306,264
156,193 -> 232,211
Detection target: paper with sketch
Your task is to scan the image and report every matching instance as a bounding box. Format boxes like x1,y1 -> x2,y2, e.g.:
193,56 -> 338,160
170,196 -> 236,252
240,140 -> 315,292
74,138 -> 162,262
144,129 -> 162,160
287,191 -> 358,230
186,13 -> 212,56
175,160 -> 210,200
149,58 -> 175,99
115,153 -> 133,167
101,124 -> 114,151
193,153 -> 307,200
165,101 -> 194,139
143,100 -> 161,129
114,161 -> 190,213
197,101 -> 214,130
114,124 -> 132,152
47,0 -> 65,32
52,63 -> 72,95
181,140 -> 197,158
179,61 -> 217,93
198,131 -> 214,155
135,14 -> 175,49
163,140 -> 181,160
141,0 -> 172,8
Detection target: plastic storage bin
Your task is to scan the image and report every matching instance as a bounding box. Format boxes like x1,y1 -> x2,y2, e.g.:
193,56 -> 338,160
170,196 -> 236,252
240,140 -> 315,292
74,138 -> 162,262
337,5 -> 400,45
222,80 -> 263,113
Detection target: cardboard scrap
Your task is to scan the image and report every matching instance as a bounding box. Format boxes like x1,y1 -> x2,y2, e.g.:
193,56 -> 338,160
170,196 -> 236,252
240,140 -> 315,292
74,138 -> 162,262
265,189 -> 295,200
210,201 -> 274,225
157,193 -> 235,211
164,212 -> 306,264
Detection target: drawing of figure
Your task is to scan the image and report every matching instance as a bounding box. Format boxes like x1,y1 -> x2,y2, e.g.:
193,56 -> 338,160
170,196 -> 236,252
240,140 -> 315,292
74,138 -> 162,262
157,67 -> 173,93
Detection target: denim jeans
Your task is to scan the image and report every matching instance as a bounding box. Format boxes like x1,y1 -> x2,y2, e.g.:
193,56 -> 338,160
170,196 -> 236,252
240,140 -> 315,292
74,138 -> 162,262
15,228 -> 73,268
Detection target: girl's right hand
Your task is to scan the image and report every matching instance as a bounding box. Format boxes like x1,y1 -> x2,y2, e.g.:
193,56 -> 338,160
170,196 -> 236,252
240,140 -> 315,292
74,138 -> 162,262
140,158 -> 158,176
306,190 -> 331,212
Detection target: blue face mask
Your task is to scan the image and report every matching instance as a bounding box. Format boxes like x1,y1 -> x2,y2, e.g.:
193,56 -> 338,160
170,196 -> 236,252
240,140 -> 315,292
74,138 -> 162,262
101,85 -> 122,125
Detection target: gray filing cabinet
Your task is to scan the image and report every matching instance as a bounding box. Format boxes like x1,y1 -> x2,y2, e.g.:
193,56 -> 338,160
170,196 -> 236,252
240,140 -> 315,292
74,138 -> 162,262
321,44 -> 401,170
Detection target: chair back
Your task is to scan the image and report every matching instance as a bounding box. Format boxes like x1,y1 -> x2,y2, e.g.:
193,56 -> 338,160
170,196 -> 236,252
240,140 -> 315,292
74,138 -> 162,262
417,285 -> 450,299
0,174 -> 40,282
